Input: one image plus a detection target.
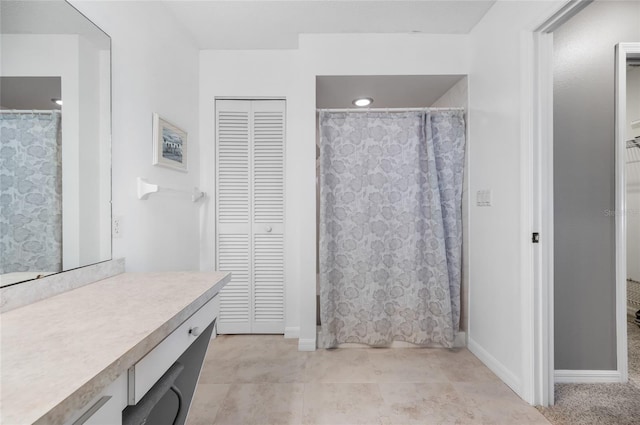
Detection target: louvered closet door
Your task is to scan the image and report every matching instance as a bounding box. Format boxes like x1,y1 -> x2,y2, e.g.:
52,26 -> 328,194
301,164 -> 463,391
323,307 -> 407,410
251,102 -> 285,333
216,99 -> 285,334
216,100 -> 252,333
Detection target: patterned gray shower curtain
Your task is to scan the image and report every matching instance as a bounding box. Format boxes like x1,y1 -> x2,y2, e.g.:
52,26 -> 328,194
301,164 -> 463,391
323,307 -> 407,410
319,110 -> 466,348
0,112 -> 62,274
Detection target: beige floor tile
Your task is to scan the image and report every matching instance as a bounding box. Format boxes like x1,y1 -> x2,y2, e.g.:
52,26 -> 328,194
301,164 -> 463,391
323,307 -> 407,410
185,384 -> 230,425
200,336 -> 307,384
367,348 -> 450,383
213,383 -> 304,425
188,336 -> 547,425
453,382 -> 551,424
378,382 -> 480,425
302,383 -> 384,425
199,351 -> 307,384
303,348 -> 377,383
205,335 -> 297,361
432,349 -> 502,383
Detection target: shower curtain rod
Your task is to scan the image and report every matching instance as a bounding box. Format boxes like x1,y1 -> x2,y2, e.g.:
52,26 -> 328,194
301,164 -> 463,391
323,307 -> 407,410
316,107 -> 465,113
0,109 -> 58,114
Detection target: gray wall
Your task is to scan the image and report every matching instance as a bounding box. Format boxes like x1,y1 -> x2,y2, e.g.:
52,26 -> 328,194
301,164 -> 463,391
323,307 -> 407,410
553,0 -> 640,370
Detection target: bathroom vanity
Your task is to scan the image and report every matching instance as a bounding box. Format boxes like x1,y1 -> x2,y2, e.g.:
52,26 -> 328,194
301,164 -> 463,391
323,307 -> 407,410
0,2 -> 231,423
0,271 -> 230,425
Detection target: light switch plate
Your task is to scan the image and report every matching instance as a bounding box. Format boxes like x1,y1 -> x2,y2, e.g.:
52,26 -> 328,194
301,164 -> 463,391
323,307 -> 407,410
476,190 -> 492,207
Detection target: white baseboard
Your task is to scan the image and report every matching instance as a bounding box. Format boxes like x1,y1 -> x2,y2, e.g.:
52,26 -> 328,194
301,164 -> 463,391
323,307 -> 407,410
468,336 -> 521,394
298,338 -> 316,351
554,370 -> 622,383
316,330 -> 466,349
210,319 -> 218,340
284,327 -> 300,339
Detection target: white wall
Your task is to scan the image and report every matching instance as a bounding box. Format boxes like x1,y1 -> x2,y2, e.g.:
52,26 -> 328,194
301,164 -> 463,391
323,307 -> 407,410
71,1 -> 201,272
200,33 -> 470,347
467,0 -> 564,400
431,77 -> 468,109
628,66 -> 640,282
430,76 -> 469,332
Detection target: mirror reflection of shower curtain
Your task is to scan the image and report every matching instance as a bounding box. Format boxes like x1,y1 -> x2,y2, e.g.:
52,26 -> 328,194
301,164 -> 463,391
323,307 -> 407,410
319,110 -> 466,348
0,111 -> 62,274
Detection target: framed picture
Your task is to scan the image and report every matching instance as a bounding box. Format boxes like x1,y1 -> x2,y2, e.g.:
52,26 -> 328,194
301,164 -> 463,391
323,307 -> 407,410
153,113 -> 188,172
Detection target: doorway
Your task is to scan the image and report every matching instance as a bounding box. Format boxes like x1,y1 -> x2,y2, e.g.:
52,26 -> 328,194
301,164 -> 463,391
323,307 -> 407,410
622,48 -> 640,385
532,0 -> 640,407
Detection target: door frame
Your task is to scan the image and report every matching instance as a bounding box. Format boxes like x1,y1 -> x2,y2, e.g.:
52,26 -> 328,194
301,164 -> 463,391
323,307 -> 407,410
615,41 -> 640,383
528,26 -> 555,406
529,0 -> 635,407
528,0 -> 595,406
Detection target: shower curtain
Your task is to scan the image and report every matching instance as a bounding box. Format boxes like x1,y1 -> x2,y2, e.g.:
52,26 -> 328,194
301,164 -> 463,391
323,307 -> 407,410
319,110 -> 466,348
0,112 -> 62,274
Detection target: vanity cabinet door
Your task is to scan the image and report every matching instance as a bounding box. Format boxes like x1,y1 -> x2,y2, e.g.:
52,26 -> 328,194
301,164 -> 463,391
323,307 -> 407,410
66,374 -> 127,425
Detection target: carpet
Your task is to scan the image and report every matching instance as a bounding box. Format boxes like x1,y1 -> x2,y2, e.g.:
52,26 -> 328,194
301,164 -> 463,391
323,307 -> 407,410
628,318 -> 640,387
536,320 -> 640,425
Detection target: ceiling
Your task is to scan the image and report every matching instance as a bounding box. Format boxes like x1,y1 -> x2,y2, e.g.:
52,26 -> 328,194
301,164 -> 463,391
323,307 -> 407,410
0,77 -> 62,110
163,0 -> 496,50
316,75 -> 465,108
0,0 -> 110,49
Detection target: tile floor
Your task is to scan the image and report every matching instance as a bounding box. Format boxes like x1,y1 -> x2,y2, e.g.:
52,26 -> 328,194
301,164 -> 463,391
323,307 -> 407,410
186,335 -> 550,425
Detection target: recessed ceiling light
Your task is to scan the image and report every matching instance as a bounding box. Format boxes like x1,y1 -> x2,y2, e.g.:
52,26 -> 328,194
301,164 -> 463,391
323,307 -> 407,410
51,98 -> 62,106
353,97 -> 373,107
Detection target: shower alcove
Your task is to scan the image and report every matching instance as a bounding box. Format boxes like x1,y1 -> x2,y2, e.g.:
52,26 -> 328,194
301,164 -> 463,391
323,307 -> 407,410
315,74 -> 469,348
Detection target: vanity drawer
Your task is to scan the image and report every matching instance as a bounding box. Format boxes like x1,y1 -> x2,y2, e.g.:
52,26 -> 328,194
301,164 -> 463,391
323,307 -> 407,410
128,295 -> 219,405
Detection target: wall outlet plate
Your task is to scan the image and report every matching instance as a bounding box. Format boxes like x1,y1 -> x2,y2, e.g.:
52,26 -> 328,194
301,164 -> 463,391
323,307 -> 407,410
112,216 -> 123,238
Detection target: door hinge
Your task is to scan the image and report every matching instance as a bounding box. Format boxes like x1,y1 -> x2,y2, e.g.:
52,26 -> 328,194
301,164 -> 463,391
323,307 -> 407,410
532,232 -> 540,243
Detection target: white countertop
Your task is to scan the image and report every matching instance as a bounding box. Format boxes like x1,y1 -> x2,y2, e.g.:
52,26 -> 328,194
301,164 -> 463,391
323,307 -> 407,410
0,271 -> 230,425
0,272 -> 57,288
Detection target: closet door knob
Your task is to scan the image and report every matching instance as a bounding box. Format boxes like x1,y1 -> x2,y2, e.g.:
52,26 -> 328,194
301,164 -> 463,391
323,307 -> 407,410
266,226 -> 272,233
189,327 -> 201,337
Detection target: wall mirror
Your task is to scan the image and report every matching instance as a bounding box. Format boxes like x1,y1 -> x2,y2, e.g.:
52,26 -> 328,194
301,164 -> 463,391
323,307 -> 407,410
0,0 -> 111,287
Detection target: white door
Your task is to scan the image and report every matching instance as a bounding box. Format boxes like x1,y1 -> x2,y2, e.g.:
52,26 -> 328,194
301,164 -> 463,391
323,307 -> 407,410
215,99 -> 285,334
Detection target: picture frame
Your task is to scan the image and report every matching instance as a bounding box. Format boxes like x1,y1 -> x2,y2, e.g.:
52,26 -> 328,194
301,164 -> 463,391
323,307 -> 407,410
152,113 -> 188,172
